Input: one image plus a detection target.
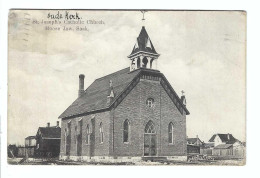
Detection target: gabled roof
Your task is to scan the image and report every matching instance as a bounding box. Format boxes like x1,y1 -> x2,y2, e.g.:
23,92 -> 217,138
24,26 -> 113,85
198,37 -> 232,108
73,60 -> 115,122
59,67 -> 190,119
37,127 -> 61,139
129,26 -> 158,57
209,134 -> 237,144
187,138 -> 202,144
214,144 -> 233,149
59,68 -> 140,119
203,142 -> 215,148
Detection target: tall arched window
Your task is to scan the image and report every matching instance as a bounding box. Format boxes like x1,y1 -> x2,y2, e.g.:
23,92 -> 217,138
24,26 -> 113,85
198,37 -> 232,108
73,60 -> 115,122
144,121 -> 156,156
74,126 -> 77,144
168,122 -> 174,144
99,122 -> 104,143
86,124 -> 90,145
123,120 -> 129,143
145,120 -> 155,133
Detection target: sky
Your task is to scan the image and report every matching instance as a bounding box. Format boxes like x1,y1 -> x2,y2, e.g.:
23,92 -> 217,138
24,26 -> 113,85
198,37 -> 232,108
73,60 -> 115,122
8,10 -> 246,145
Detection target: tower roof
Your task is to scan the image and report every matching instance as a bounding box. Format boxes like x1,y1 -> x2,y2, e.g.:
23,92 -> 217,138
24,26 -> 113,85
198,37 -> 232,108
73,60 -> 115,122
129,26 -> 158,57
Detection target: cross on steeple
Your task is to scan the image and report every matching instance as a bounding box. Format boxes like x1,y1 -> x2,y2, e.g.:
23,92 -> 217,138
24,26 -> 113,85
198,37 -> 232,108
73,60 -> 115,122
141,10 -> 147,22
181,90 -> 185,96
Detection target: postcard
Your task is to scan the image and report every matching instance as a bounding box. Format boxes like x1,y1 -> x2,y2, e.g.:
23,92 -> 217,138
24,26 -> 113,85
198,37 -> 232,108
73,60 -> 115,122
7,10 -> 246,165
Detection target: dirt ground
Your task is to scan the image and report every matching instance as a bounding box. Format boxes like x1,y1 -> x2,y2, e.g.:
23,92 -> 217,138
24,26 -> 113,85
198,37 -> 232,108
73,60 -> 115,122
7,158 -> 245,166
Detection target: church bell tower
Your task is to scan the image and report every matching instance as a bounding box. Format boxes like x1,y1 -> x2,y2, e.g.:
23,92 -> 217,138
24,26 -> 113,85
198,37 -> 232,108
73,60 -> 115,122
128,26 -> 160,71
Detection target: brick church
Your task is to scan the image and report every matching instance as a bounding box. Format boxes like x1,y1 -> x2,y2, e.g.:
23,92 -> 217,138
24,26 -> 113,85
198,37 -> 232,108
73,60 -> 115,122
59,26 -> 190,162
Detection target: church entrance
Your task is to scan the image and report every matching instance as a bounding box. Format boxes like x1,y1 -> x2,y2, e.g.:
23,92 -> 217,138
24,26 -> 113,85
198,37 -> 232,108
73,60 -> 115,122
144,121 -> 156,156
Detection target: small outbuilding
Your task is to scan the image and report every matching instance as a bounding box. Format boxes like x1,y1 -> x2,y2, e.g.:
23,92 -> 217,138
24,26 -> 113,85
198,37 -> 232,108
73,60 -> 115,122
25,136 -> 36,157
35,122 -> 61,158
212,144 -> 233,156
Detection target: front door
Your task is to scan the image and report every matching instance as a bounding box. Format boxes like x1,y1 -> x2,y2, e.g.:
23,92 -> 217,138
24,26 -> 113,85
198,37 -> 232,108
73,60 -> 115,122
144,121 -> 156,156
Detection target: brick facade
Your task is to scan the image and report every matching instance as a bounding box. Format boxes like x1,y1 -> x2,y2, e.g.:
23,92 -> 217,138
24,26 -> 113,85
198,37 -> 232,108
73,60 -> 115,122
112,79 -> 187,157
60,76 -> 187,160
60,111 -> 111,157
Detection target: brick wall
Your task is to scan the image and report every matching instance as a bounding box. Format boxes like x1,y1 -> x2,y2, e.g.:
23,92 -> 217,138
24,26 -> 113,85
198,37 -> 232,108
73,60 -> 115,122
60,111 -> 111,157
60,77 -> 187,158
113,78 -> 187,157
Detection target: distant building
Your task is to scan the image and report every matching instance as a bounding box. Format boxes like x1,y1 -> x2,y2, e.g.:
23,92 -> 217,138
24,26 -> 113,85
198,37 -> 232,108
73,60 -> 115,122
17,146 -> 26,157
8,144 -> 18,158
208,133 -> 237,147
208,133 -> 245,157
25,136 -> 36,157
203,142 -> 214,148
187,136 -> 204,155
187,135 -> 204,146
25,136 -> 36,147
212,144 -> 234,156
35,122 -> 61,158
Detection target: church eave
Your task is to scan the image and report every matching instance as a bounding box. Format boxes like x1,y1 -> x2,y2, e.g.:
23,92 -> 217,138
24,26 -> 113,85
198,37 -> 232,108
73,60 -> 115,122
59,107 -> 111,120
160,74 -> 190,115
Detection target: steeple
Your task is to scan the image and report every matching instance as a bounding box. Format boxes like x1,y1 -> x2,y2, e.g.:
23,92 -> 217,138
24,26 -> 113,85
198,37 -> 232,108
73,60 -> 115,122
128,26 -> 160,71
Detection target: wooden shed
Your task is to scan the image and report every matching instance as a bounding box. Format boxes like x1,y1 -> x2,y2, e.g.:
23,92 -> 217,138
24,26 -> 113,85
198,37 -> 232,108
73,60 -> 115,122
212,144 -> 233,156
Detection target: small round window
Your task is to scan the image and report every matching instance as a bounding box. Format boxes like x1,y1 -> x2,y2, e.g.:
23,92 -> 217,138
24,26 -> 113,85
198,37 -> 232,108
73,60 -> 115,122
146,98 -> 155,108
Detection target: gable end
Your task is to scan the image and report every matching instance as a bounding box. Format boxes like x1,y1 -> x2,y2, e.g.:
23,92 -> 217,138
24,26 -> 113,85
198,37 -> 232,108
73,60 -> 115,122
111,70 -> 190,115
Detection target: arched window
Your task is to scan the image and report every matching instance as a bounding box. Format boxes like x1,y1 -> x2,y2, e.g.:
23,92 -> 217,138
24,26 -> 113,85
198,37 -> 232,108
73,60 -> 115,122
145,120 -> 155,133
64,128 -> 67,142
99,122 -> 104,143
137,57 -> 140,68
123,120 -> 129,143
146,98 -> 154,108
86,124 -> 90,145
142,57 -> 148,68
168,123 -> 174,144
144,121 -> 156,156
74,126 -> 77,144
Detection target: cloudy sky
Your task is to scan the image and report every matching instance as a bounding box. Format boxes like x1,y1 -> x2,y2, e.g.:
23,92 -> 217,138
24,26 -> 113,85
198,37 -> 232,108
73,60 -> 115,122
8,10 -> 246,145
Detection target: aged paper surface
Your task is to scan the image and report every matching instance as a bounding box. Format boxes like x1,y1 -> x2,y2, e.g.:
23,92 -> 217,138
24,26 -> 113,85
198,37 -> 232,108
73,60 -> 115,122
8,10 -> 246,165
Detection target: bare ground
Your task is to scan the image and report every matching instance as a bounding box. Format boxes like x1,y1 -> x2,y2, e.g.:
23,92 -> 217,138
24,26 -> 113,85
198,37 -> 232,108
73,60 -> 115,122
7,158 -> 245,166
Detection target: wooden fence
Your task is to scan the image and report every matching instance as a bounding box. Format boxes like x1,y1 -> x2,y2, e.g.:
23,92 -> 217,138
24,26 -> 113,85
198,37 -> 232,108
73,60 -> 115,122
200,147 -> 245,158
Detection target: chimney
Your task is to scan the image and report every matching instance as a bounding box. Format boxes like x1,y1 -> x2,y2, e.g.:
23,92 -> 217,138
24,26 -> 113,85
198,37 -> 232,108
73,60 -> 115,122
78,74 -> 85,98
47,122 -> 50,127
227,133 -> 230,140
57,121 -> 59,127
